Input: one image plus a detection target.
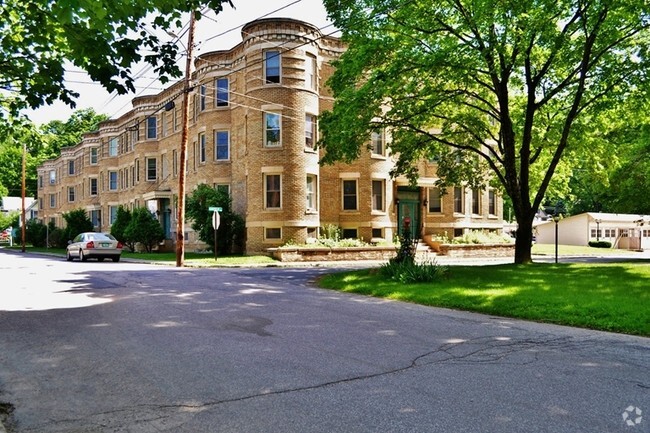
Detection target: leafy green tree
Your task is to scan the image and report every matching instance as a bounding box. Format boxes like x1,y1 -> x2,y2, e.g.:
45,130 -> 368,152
0,0 -> 233,121
110,206 -> 135,251
62,208 -> 94,241
124,207 -> 165,253
320,0 -> 650,264
39,108 -> 109,158
25,218 -> 47,247
185,184 -> 245,254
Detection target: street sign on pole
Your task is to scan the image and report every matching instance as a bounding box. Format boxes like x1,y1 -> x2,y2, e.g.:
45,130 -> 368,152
210,207 -> 222,260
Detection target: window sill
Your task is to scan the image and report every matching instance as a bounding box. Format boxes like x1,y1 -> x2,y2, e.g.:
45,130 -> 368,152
370,154 -> 387,160
304,148 -> 317,154
305,210 -> 318,215
371,210 -> 387,216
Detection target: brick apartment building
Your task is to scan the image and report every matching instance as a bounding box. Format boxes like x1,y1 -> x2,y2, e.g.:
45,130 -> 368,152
36,17 -> 505,254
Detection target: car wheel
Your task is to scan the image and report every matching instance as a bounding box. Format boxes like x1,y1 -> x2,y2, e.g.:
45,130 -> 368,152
98,257 -> 105,262
80,249 -> 88,262
66,250 -> 73,262
112,256 -> 120,262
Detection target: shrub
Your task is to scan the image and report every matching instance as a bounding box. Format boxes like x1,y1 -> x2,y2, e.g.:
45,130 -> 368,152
25,219 -> 47,247
588,240 -> 612,248
124,207 -> 165,253
379,258 -> 448,284
450,230 -> 514,244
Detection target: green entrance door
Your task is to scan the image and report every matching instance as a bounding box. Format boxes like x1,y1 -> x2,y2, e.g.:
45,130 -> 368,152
398,199 -> 419,239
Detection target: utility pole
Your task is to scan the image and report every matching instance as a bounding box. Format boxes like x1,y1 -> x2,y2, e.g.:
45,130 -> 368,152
176,12 -> 196,267
21,140 -> 26,252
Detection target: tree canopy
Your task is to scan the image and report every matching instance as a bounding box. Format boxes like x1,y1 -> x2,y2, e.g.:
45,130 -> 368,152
0,0 -> 233,120
320,0 -> 650,263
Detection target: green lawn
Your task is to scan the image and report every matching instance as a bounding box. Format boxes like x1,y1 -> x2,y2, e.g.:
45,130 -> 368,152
317,262 -> 650,336
531,243 -> 632,256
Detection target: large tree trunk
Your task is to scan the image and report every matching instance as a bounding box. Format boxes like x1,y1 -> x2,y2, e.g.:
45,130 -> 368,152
514,216 -> 534,264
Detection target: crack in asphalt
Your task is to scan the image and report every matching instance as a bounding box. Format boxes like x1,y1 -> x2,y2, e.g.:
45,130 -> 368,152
19,334 -> 564,432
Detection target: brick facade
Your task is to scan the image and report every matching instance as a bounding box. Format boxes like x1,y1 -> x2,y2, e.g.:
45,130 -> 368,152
36,18 -> 505,254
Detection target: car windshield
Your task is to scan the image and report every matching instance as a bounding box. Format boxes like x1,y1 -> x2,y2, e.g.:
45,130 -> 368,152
90,233 -> 116,241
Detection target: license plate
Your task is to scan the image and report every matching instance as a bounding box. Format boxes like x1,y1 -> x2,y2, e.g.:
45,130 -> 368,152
101,243 -> 110,247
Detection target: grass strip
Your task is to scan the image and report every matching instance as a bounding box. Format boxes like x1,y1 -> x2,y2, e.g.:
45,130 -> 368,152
317,262 -> 650,336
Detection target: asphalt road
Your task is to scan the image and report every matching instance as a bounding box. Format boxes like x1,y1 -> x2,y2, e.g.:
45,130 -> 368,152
0,250 -> 648,433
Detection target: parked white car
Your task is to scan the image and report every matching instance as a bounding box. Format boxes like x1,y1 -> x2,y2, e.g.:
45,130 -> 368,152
66,232 -> 123,262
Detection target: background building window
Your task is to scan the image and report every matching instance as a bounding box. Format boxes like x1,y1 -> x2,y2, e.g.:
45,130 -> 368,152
265,174 -> 281,209
343,179 -> 358,211
199,132 -> 206,163
264,51 -> 280,84
488,190 -> 496,215
199,84 -> 207,111
454,187 -> 464,213
68,187 -> 75,202
89,178 -> 98,196
305,114 -> 317,149
215,184 -> 230,195
90,148 -> 98,164
306,175 -> 317,211
109,137 -> 119,157
265,113 -> 281,147
146,116 -> 157,139
109,171 -> 118,191
428,187 -> 442,212
372,180 -> 384,211
68,160 -> 75,175
342,228 -> 358,239
305,54 -> 317,90
371,130 -> 385,156
472,188 -> 481,214
146,158 -> 157,181
265,227 -> 282,240
215,131 -> 230,160
216,78 -> 229,107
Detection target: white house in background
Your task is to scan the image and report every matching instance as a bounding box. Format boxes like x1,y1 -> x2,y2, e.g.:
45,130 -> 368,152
0,196 -> 38,220
535,212 -> 650,250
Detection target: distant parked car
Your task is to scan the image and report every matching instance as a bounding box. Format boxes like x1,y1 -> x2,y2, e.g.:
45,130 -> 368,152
66,232 -> 123,262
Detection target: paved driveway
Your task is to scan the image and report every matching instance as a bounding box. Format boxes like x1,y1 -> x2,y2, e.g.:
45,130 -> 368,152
0,250 -> 648,432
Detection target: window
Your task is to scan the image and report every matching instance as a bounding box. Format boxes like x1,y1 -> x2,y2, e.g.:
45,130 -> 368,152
372,228 -> 383,238
109,137 -> 119,157
265,174 -> 281,209
264,50 -> 280,84
428,187 -> 442,213
49,170 -> 56,184
172,149 -> 178,175
131,127 -> 139,145
90,210 -> 100,227
109,171 -> 118,191
90,147 -> 98,165
454,187 -> 464,213
68,160 -> 75,175
89,178 -> 98,196
49,193 -> 56,208
488,190 -> 496,215
265,113 -> 281,147
173,107 -> 179,131
371,129 -> 385,156
215,131 -> 230,160
146,116 -> 157,139
342,228 -> 358,239
199,132 -> 206,163
216,78 -> 229,107
305,114 -> 317,149
109,206 -> 118,224
216,184 -> 230,195
342,179 -> 358,211
135,158 -> 140,183
372,180 -> 385,211
265,227 -> 282,240
38,175 -> 43,188
199,84 -> 207,111
306,175 -> 317,211
472,188 -> 481,214
305,54 -> 317,90
146,157 -> 157,181
68,187 -> 75,202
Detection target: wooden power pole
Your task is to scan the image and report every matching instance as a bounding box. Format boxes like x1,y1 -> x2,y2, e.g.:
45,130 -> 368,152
175,12 -> 196,267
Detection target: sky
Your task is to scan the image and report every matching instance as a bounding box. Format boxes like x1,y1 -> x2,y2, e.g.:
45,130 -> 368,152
23,0 -> 335,126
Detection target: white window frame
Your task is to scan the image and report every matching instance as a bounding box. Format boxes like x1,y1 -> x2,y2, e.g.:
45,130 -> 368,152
215,130 -> 230,161
90,147 -> 98,165
199,132 -> 206,163
146,116 -> 157,139
68,186 -> 75,202
216,78 -> 229,107
109,171 -> 118,191
109,137 -> 119,157
371,129 -> 385,156
264,50 -> 281,84
306,174 -> 317,211
371,179 -> 385,212
89,178 -> 98,196
305,54 -> 317,90
264,173 -> 282,209
264,112 -> 281,148
305,114 -> 317,149
342,179 -> 358,211
146,157 -> 157,181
